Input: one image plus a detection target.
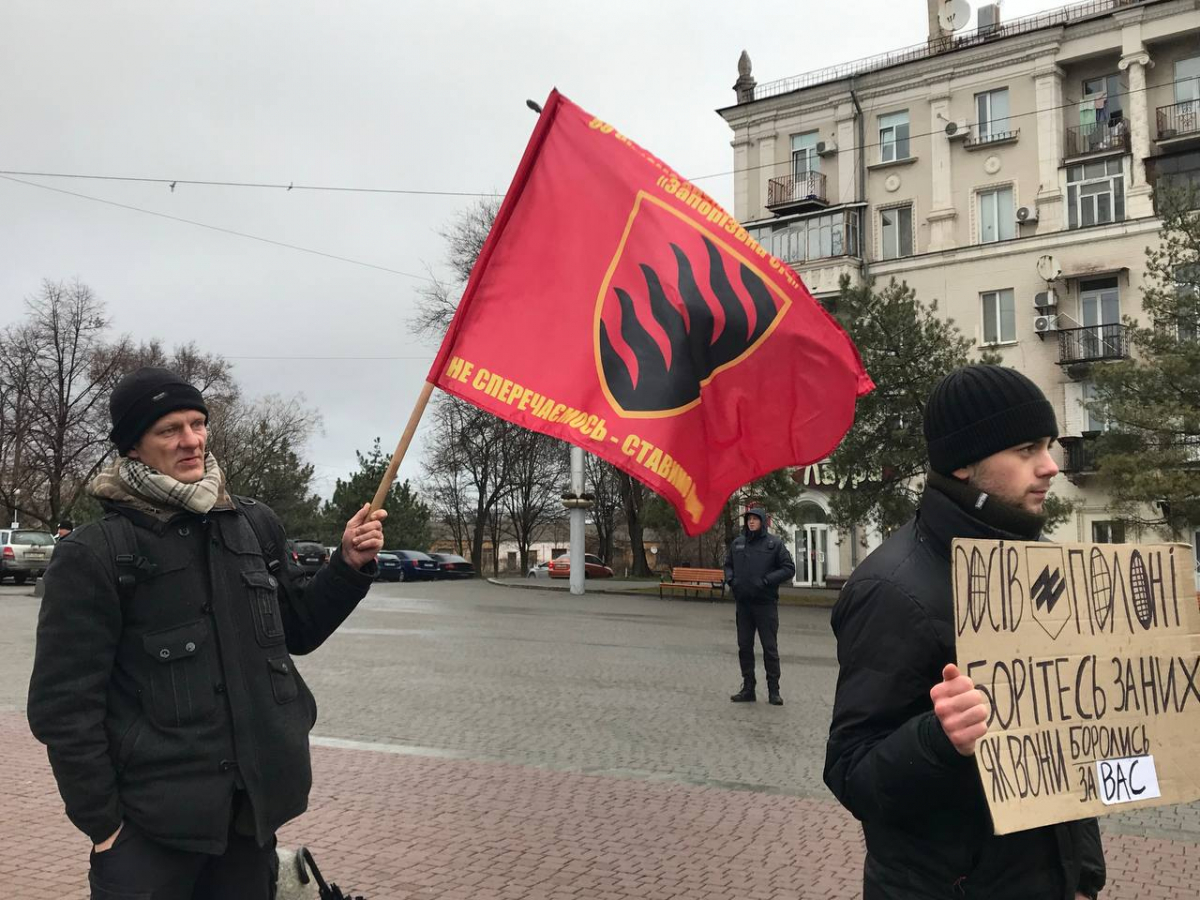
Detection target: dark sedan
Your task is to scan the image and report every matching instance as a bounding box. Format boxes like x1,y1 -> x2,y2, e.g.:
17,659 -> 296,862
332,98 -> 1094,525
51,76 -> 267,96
388,550 -> 440,581
429,552 -> 476,579
288,539 -> 329,575
375,551 -> 404,582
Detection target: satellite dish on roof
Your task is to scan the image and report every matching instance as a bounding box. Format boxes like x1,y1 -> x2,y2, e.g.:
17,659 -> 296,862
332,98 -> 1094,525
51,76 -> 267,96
1036,254 -> 1063,282
939,0 -> 971,32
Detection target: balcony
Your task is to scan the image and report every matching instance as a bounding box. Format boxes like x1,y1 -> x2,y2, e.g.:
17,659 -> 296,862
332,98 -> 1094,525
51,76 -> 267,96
965,128 -> 1020,150
766,170 -> 828,214
1057,324 -> 1129,365
1061,436 -> 1100,476
1157,101 -> 1200,147
1065,121 -> 1130,160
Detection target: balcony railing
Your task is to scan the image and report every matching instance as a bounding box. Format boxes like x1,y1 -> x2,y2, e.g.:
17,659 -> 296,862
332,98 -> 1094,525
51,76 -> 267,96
767,170 -> 828,211
1057,324 -> 1129,364
1157,100 -> 1200,140
1061,437 -> 1100,474
1065,121 -> 1130,158
745,0 -> 1155,102
966,128 -> 1020,148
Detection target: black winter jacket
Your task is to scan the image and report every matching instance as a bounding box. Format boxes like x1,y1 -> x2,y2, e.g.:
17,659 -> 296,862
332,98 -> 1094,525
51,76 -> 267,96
824,486 -> 1105,900
723,508 -> 796,604
27,497 -> 374,854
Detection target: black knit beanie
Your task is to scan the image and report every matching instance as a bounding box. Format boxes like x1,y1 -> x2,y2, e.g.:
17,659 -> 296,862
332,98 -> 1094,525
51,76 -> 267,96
109,367 -> 209,454
924,365 -> 1058,475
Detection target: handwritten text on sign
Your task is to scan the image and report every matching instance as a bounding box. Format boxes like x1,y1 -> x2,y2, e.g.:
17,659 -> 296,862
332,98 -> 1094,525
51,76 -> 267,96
952,539 -> 1199,835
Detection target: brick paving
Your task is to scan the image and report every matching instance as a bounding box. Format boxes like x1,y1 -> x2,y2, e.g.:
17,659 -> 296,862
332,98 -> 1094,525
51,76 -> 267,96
4,582 -> 1200,898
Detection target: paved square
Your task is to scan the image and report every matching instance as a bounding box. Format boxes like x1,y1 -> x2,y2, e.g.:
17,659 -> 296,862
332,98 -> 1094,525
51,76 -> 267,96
3,581 -> 1198,897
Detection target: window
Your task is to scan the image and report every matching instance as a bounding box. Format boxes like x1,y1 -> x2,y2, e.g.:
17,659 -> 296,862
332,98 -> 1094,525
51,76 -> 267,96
1175,57 -> 1200,105
880,206 -> 913,259
791,132 -> 819,179
749,209 -> 861,265
1081,381 -> 1108,432
976,88 -> 1011,141
978,187 -> 1015,243
1082,74 -> 1124,123
1092,521 -> 1126,543
1067,159 -> 1124,228
1175,263 -> 1200,341
1080,277 -> 1120,328
879,111 -> 910,162
981,289 -> 1016,344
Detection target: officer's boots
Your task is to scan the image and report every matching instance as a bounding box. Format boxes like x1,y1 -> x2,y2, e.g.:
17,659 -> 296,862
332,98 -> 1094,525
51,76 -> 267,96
730,683 -> 756,702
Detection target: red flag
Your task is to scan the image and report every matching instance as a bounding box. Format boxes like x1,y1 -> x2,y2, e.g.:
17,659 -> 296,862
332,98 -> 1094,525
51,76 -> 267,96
430,90 -> 873,535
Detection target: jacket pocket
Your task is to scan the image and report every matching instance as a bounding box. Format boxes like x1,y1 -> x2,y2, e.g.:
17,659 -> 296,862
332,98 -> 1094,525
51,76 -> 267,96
114,714 -> 147,773
267,656 -> 299,704
243,570 -> 286,647
141,620 -> 216,728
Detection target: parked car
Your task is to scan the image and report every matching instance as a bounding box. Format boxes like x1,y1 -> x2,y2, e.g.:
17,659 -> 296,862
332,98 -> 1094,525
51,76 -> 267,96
375,551 -> 404,582
287,539 -> 329,575
429,552 -> 476,579
526,561 -> 551,579
0,529 -> 56,585
388,550 -> 440,581
547,553 -> 614,579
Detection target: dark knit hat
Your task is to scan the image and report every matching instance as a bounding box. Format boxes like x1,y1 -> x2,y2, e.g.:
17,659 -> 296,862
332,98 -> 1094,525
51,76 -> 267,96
109,367 -> 209,454
57,519 -> 73,531
924,365 -> 1058,475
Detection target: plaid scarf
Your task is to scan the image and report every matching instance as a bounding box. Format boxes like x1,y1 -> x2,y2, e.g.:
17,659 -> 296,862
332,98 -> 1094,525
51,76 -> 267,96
90,453 -> 230,517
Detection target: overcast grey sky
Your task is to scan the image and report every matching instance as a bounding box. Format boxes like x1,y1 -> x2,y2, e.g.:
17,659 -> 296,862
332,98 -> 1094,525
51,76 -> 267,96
1,0 -> 1062,496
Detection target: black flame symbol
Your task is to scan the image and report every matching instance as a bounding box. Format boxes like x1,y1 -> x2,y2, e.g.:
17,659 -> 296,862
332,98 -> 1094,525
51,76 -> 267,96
598,236 -> 781,412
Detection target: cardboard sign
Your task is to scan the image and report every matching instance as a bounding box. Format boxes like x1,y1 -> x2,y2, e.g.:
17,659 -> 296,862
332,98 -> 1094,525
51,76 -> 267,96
952,539 -> 1200,834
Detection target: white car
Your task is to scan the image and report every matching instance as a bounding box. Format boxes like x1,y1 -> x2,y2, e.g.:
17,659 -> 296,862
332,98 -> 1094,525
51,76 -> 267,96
1,529 -> 56,585
526,561 -> 551,579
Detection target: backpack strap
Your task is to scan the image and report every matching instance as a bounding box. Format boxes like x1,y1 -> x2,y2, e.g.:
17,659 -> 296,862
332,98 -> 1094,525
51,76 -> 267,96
235,496 -> 292,578
98,511 -> 158,603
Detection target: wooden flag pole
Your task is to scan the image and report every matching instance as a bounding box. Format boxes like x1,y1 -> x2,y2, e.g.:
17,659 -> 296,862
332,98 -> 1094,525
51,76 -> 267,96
369,380 -> 436,514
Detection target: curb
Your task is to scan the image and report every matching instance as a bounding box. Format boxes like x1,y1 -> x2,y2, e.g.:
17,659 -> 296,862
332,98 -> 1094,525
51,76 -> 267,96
485,577 -> 837,608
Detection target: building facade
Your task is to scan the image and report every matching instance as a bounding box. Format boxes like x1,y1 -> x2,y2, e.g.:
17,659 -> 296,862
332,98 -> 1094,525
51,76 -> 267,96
719,0 -> 1200,587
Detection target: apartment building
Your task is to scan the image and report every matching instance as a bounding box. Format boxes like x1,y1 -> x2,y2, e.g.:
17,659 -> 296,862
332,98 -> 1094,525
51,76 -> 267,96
719,0 -> 1200,588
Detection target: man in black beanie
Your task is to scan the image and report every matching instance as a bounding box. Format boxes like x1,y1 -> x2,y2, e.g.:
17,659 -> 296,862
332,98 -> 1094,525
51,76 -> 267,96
823,364 -> 1106,899
28,367 -> 387,900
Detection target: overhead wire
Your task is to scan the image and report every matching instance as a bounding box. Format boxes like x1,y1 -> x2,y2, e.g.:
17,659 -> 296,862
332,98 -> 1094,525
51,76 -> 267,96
0,173 -> 438,283
0,169 -> 502,198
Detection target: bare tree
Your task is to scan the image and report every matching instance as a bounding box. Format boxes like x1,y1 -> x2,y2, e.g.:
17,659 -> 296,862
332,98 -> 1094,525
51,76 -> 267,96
0,281 -> 131,526
504,430 -> 569,572
423,395 -> 513,569
412,197 -> 502,341
585,455 -> 621,566
619,472 -> 653,577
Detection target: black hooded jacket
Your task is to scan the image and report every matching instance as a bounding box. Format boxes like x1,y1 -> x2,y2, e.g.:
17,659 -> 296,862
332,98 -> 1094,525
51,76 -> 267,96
824,486 -> 1105,899
722,508 -> 796,604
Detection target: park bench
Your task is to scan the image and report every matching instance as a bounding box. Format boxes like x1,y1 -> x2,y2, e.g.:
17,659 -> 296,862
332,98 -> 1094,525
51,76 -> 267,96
659,566 -> 726,601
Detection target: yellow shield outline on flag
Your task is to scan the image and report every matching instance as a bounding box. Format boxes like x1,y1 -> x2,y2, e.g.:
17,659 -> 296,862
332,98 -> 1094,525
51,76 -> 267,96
593,191 -> 793,419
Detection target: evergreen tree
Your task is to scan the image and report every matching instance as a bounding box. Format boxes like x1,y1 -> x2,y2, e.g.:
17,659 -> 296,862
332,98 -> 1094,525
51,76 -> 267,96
323,439 -> 431,549
1088,186 -> 1200,538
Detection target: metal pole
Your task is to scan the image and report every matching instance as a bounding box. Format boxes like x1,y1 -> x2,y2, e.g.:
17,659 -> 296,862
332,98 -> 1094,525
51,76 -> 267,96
569,445 -> 585,596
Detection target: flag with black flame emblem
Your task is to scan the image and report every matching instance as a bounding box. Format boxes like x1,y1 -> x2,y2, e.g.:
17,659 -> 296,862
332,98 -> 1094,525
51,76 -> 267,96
429,90 -> 874,535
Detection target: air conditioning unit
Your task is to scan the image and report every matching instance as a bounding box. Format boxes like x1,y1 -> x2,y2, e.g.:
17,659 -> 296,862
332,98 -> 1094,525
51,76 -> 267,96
1016,206 -> 1039,224
978,3 -> 1001,32
1034,289 -> 1058,308
944,120 -> 970,140
816,139 -> 838,157
1034,314 -> 1059,334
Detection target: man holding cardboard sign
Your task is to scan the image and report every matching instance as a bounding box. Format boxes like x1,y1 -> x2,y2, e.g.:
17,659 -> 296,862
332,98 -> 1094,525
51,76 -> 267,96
824,365 -> 1105,899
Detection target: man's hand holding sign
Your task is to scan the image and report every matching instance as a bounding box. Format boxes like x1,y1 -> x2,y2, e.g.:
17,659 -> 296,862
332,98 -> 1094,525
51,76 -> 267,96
932,663 -> 991,757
